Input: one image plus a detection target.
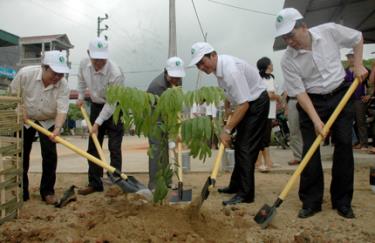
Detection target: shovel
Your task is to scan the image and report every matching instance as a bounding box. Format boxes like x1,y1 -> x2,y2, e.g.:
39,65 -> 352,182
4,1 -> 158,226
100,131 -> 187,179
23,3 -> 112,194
169,135 -> 192,203
193,143 -> 225,211
191,116 -> 231,211
254,78 -> 360,229
25,119 -> 153,201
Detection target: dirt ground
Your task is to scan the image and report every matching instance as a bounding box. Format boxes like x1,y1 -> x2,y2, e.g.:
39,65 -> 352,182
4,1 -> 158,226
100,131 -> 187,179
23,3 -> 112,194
1,166 -> 375,243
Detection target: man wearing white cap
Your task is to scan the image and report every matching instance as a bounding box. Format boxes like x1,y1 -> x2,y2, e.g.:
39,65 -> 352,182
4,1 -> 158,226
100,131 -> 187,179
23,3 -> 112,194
189,42 -> 269,205
76,37 -> 125,195
275,8 -> 368,218
146,56 -> 185,190
10,50 -> 70,204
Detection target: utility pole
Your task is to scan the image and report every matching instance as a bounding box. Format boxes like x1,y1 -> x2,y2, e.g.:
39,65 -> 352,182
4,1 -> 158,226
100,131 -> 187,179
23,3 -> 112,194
97,13 -> 109,40
168,0 -> 177,57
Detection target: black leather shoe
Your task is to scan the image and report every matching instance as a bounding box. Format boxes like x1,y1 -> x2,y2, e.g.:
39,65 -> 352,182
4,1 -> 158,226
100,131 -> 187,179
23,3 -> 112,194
222,194 -> 253,206
298,207 -> 321,218
218,187 -> 237,194
337,206 -> 355,219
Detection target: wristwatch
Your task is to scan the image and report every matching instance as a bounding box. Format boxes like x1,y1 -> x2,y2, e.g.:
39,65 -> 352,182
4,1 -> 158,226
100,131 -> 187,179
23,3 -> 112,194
224,127 -> 232,135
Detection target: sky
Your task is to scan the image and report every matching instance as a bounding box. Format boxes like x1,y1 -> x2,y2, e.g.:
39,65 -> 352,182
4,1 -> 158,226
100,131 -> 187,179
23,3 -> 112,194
1,0 -> 374,92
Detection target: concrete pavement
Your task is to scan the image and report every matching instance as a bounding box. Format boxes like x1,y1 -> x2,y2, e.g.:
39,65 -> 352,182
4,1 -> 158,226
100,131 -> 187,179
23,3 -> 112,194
29,135 -> 374,174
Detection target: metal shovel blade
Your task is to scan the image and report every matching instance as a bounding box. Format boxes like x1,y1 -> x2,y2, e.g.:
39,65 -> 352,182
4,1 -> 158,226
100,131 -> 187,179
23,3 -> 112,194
169,182 -> 192,203
254,203 -> 277,229
107,173 -> 153,201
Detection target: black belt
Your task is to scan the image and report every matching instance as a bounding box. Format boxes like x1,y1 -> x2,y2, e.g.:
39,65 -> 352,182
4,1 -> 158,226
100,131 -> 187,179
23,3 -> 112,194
308,81 -> 349,99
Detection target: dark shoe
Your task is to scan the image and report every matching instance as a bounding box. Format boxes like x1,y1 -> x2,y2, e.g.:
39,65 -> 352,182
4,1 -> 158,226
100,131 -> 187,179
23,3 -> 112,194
218,187 -> 237,194
337,206 -> 355,219
78,186 -> 101,196
44,195 -> 57,205
222,194 -> 253,206
298,207 -> 321,218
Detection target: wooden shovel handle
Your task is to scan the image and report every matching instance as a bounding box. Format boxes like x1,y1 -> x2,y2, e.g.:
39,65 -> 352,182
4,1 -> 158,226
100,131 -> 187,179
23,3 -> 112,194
279,78 -> 359,200
80,106 -> 108,164
210,115 -> 231,180
25,119 -> 128,180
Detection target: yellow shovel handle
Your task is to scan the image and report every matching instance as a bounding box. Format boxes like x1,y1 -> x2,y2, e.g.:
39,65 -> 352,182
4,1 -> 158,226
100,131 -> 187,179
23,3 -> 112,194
210,115 -> 231,180
80,106 -> 108,164
279,78 -> 359,200
25,119 -> 128,180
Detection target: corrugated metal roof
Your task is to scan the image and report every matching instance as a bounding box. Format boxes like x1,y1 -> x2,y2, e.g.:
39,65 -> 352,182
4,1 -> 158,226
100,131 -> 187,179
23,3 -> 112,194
0,29 -> 19,47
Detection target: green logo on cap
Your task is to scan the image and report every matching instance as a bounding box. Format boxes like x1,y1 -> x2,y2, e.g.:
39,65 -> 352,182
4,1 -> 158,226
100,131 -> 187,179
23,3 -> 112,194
191,48 -> 195,55
97,42 -> 103,48
59,56 -> 65,63
276,15 -> 283,23
175,60 -> 181,66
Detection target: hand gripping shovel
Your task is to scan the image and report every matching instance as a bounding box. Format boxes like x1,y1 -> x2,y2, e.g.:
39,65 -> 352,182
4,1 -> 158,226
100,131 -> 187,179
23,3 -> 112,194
25,119 -> 152,201
254,78 -> 360,229
169,131 -> 192,203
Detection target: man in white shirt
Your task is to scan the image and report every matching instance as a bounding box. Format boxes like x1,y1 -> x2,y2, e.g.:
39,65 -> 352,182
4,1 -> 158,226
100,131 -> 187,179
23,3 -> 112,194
189,42 -> 269,205
76,37 -> 125,195
276,8 -> 368,219
10,50 -> 70,204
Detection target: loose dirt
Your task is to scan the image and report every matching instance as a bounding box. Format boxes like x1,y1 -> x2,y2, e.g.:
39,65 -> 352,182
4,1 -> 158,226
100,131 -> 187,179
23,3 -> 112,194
1,167 -> 375,242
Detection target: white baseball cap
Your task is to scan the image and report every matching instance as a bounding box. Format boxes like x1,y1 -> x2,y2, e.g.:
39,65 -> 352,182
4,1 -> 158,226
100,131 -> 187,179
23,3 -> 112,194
166,56 -> 186,78
42,50 -> 70,73
189,42 -> 215,67
88,37 -> 109,59
275,8 -> 303,38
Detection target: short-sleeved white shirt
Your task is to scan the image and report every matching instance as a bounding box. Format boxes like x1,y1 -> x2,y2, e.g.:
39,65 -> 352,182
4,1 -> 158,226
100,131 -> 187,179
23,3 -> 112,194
78,58 -> 125,125
214,55 -> 267,105
10,65 -> 69,129
281,23 -> 362,97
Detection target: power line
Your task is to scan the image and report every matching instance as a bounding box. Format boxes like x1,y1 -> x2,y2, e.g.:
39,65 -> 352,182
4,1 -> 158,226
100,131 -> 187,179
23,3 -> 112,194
191,0 -> 207,41
207,0 -> 276,16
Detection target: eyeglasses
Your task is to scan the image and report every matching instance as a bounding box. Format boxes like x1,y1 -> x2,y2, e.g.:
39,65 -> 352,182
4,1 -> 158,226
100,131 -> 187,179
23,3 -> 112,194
51,69 -> 64,78
282,30 -> 296,41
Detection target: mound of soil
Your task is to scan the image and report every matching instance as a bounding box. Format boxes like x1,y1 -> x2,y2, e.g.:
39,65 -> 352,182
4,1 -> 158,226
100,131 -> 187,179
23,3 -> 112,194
1,167 -> 374,242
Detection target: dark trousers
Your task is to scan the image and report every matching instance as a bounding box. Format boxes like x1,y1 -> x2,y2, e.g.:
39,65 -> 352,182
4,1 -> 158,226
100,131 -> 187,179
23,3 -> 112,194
148,123 -> 169,190
23,123 -> 57,201
228,91 -> 269,200
297,83 -> 354,209
353,99 -> 368,147
87,103 -> 124,190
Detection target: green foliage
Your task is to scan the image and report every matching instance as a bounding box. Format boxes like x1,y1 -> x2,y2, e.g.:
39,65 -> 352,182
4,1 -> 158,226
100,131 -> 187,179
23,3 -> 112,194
67,104 -> 83,120
107,85 -> 225,203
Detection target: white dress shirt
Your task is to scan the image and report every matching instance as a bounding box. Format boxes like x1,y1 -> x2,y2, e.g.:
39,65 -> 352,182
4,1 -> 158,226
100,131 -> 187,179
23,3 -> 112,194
281,23 -> 362,97
10,65 -> 69,129
215,55 -> 267,106
78,58 -> 125,125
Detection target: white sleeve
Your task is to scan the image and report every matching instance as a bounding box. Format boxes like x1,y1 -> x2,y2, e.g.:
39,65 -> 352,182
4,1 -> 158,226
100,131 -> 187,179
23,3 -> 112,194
77,61 -> 87,100
228,70 -> 252,105
95,73 -> 125,125
281,56 -> 305,97
330,23 -> 362,49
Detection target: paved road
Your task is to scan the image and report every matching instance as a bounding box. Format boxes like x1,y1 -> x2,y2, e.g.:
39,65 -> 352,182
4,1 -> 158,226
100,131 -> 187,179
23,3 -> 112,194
29,135 -> 374,174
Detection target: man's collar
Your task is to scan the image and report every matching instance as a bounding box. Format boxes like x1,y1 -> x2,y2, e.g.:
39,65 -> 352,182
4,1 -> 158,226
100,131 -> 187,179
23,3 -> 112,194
39,66 -> 61,90
88,60 -> 109,75
288,29 -> 322,58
